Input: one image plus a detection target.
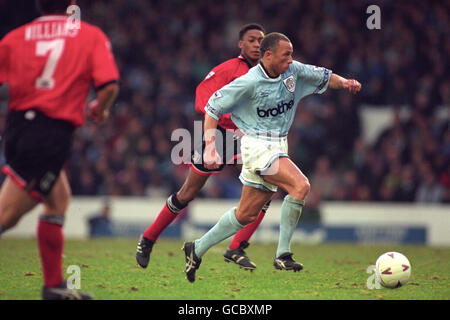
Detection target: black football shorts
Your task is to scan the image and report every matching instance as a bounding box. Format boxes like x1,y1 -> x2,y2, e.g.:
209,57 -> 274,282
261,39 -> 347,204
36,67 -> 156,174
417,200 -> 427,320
190,125 -> 242,175
2,109 -> 75,201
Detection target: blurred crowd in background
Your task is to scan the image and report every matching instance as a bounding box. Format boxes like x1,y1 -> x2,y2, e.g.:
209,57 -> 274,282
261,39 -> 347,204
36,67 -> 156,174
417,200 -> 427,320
0,0 -> 449,205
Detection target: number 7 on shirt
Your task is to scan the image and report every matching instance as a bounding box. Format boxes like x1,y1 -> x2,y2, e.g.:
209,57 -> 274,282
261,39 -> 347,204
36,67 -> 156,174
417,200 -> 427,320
35,39 -> 65,90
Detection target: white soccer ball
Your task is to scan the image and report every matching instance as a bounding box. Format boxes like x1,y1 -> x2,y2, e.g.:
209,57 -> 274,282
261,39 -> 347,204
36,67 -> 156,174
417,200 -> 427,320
375,252 -> 411,288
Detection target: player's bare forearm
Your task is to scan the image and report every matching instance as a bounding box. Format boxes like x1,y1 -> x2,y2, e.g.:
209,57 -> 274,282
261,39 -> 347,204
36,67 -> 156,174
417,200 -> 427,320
97,82 -> 119,114
204,113 -> 219,146
203,113 -> 221,169
329,73 -> 361,94
203,113 -> 218,158
328,74 -> 347,89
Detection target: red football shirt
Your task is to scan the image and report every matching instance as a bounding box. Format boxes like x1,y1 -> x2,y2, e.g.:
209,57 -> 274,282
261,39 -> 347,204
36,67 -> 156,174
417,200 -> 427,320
0,15 -> 119,127
195,55 -> 252,130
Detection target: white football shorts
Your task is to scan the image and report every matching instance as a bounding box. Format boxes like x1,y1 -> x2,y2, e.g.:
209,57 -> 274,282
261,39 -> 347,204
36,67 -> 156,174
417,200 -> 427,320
239,134 -> 289,192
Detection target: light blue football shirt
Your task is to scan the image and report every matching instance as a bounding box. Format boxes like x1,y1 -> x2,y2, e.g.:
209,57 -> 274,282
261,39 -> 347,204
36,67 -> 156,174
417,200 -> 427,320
205,60 -> 332,137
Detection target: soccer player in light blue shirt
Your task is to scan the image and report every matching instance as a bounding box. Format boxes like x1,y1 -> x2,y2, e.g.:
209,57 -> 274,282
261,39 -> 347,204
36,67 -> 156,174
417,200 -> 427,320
182,33 -> 361,282
204,54 -> 331,138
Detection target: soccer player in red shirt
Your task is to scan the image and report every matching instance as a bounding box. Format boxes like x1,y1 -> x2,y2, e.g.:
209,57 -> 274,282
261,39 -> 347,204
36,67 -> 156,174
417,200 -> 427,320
0,0 -> 119,299
136,24 -> 268,271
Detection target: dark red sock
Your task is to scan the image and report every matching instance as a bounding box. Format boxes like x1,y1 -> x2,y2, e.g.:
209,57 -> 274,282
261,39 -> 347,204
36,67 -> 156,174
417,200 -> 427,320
229,210 -> 266,250
143,204 -> 178,242
37,220 -> 64,288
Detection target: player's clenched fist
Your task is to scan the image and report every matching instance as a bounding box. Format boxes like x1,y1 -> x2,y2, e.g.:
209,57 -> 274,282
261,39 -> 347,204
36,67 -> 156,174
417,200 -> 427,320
344,79 -> 362,94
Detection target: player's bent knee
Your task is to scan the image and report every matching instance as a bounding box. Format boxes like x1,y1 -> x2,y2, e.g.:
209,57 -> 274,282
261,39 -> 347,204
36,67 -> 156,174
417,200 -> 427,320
60,195 -> 71,212
44,201 -> 69,215
291,178 -> 310,200
44,192 -> 71,214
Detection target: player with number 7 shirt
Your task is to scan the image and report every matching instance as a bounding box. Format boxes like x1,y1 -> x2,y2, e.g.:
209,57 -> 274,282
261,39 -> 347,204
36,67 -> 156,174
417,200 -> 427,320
0,0 -> 119,300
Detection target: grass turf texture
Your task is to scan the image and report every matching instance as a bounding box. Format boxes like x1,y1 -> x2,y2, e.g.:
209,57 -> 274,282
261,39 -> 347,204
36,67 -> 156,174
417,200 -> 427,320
0,239 -> 449,300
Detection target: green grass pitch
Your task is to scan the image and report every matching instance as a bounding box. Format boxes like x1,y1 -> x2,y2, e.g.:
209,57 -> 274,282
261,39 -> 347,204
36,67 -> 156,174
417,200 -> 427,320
0,239 -> 449,300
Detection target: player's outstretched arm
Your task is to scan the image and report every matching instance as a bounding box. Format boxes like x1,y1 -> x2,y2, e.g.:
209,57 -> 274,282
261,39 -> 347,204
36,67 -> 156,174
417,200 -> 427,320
88,82 -> 119,123
328,73 -> 361,94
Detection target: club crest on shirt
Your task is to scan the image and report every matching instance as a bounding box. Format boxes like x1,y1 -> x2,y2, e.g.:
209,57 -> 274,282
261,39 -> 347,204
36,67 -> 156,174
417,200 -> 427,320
283,75 -> 295,93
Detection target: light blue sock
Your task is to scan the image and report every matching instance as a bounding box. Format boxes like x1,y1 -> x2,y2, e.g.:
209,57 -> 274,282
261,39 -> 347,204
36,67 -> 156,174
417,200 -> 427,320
276,195 -> 305,258
194,207 -> 244,258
